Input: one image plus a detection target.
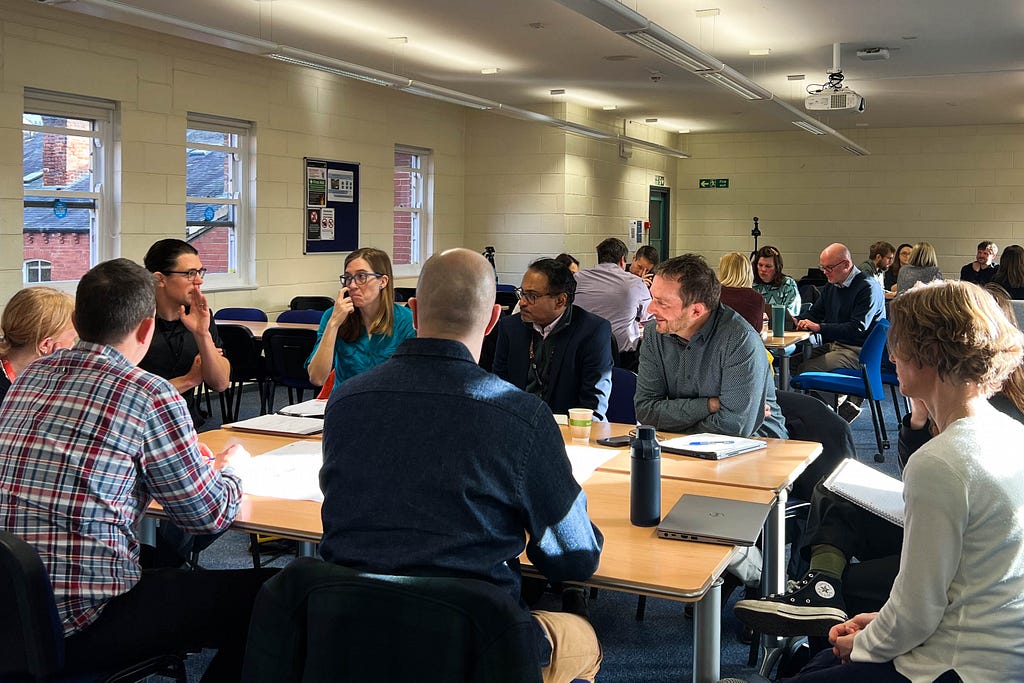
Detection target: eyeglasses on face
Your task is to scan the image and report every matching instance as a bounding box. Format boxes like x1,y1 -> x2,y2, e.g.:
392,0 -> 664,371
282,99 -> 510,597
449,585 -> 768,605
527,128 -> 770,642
163,268 -> 207,282
819,259 -> 848,273
340,272 -> 383,287
513,287 -> 559,305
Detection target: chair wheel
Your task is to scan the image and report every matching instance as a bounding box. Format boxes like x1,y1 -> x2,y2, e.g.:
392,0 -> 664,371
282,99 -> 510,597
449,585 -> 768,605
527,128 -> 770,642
874,453 -> 885,463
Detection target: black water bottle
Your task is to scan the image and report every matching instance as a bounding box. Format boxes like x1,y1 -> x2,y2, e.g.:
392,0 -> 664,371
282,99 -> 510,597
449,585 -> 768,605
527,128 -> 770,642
630,425 -> 661,527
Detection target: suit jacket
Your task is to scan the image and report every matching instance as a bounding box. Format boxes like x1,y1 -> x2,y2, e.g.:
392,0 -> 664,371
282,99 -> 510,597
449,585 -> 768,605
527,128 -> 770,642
492,305 -> 613,421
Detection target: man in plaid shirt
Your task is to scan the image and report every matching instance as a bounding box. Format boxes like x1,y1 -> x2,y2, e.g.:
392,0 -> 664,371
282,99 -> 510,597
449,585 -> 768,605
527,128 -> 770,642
0,258 -> 271,681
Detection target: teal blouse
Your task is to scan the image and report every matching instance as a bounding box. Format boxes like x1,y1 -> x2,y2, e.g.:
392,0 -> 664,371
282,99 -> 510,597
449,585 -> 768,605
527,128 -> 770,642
753,276 -> 801,316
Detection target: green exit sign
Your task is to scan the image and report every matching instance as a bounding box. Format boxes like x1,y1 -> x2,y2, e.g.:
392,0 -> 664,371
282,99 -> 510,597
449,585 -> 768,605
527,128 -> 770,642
698,178 -> 729,189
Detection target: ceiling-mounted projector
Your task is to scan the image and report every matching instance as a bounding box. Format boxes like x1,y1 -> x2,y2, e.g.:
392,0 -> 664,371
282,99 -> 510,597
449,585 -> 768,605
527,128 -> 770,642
805,88 -> 865,112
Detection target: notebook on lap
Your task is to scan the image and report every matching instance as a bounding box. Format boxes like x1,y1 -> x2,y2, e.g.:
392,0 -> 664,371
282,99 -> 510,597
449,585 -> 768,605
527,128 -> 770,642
657,494 -> 773,546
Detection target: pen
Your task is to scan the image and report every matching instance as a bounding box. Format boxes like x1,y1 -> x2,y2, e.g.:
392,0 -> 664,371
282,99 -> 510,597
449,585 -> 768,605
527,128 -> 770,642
689,440 -> 735,445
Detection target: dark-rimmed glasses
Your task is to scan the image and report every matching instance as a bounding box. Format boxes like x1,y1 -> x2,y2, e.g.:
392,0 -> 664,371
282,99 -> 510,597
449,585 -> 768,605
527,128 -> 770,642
340,272 -> 383,287
162,268 -> 207,282
514,287 -> 559,305
819,259 -> 848,274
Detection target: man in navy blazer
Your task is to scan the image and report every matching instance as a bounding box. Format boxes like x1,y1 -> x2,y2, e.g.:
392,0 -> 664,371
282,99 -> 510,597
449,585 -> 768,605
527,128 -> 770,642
493,258 -> 613,421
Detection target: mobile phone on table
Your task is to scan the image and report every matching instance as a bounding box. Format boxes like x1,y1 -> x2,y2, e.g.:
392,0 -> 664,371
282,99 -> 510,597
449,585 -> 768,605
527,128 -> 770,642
596,435 -> 632,448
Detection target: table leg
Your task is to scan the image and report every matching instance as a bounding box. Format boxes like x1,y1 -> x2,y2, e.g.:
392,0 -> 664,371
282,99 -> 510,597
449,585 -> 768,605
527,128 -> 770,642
757,490 -> 787,675
297,541 -> 317,557
692,578 -> 721,683
779,355 -> 791,390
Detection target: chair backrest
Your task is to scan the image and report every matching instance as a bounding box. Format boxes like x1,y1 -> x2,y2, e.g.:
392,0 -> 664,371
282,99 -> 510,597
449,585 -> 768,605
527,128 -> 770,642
277,309 -> 324,325
857,318 -> 890,401
394,286 -> 417,303
217,324 -> 264,382
494,291 -> 519,314
495,283 -> 517,293
607,367 -> 638,425
0,530 -> 64,677
242,557 -> 543,683
1011,300 -> 1024,332
262,328 -> 319,389
214,307 -> 268,323
289,296 -> 334,312
775,390 -> 856,501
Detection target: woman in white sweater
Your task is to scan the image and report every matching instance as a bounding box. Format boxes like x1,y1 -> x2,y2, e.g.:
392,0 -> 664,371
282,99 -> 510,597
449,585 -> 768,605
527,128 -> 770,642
776,280 -> 1024,682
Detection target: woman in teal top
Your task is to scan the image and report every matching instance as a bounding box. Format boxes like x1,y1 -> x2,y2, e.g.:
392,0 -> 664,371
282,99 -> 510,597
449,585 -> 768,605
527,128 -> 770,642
307,247 -> 415,396
751,245 -> 801,316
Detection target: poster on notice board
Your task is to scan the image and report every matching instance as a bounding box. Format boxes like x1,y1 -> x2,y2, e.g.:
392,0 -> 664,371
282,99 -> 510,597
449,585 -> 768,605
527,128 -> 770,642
304,157 -> 358,254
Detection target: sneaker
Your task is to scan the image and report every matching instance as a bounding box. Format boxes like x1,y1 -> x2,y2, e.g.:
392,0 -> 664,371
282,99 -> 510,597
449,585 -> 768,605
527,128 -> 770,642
837,400 -> 862,423
733,571 -> 847,637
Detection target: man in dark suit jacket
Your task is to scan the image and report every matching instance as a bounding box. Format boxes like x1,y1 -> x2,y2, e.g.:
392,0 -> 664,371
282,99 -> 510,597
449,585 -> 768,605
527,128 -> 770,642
493,258 -> 613,421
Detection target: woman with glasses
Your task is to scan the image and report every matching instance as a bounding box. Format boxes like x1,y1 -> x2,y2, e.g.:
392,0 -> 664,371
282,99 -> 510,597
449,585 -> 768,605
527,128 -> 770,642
752,245 -> 801,316
0,286 -> 76,405
307,247 -> 415,395
884,243 -> 913,295
895,242 -> 943,295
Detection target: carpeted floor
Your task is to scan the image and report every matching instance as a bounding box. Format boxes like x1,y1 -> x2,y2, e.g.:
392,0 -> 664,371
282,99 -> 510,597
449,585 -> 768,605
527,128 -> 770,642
176,383 -> 904,682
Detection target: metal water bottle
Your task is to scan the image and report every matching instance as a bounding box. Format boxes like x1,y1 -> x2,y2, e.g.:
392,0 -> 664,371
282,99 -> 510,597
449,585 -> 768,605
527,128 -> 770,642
630,425 -> 661,527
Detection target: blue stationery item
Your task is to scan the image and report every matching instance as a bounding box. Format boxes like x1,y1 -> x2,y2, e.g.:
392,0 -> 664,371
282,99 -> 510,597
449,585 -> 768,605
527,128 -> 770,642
688,440 -> 735,446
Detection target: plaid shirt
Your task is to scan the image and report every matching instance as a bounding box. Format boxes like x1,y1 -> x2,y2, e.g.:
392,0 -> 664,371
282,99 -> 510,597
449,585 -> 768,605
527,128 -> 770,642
0,342 -> 242,635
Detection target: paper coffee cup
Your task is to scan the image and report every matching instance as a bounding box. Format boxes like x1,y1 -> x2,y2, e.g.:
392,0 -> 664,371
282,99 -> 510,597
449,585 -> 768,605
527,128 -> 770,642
568,408 -> 594,442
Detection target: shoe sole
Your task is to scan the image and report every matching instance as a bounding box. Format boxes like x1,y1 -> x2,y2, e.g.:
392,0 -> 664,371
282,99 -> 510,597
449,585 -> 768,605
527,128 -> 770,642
733,600 -> 847,637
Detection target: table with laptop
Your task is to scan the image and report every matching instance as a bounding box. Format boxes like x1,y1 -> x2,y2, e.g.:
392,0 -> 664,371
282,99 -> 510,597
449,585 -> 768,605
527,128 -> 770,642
146,419 -> 819,683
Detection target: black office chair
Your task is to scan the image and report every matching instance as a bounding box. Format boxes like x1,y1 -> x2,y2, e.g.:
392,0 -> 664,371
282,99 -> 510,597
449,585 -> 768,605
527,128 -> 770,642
262,327 -> 320,412
494,290 -> 519,315
277,309 -> 324,325
217,324 -> 268,421
606,367 -> 637,425
0,530 -> 187,683
289,296 -> 334,312
394,286 -> 417,302
242,557 -> 543,682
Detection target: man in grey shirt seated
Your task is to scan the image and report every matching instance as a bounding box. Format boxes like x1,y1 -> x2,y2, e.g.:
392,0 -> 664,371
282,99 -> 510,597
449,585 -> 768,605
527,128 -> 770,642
635,254 -> 787,438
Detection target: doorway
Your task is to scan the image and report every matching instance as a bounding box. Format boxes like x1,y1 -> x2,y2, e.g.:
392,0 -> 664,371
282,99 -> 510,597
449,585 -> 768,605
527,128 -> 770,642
648,187 -> 670,260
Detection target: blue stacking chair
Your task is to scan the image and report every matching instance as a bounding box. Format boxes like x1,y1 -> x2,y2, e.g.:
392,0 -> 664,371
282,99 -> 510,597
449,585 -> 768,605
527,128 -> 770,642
214,307 -> 268,322
607,367 -> 638,425
790,319 -> 891,463
277,309 -> 324,325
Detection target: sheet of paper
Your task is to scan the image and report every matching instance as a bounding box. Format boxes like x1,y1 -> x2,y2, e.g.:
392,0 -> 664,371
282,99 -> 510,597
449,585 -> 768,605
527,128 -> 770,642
236,440 -> 324,502
278,399 -> 327,418
565,443 -> 619,484
225,414 -> 323,436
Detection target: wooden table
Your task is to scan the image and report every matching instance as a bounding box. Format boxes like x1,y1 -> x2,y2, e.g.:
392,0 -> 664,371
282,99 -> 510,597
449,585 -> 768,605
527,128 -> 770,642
763,329 -> 812,389
180,429 -> 781,682
215,319 -> 320,338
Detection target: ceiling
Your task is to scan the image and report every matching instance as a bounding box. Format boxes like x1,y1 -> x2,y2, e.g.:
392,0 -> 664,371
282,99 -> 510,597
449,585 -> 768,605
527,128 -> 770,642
51,0 -> 1024,140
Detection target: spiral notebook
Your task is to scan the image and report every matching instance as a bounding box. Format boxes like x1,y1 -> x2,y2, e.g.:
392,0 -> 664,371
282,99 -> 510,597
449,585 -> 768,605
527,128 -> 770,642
822,458 -> 905,527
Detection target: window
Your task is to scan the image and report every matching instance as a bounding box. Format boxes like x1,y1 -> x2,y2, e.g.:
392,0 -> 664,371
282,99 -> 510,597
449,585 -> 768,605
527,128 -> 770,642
393,145 -> 433,271
22,90 -> 116,286
24,259 -> 52,283
186,114 -> 254,287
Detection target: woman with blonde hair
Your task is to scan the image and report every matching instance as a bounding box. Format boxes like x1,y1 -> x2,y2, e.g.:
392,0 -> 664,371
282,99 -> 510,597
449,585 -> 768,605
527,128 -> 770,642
0,286 -> 76,403
718,251 -> 767,334
895,241 -> 943,294
752,280 -> 1024,682
307,247 -> 416,395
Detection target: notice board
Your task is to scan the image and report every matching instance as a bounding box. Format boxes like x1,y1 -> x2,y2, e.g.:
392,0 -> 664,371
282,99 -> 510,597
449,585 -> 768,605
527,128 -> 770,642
303,157 -> 359,254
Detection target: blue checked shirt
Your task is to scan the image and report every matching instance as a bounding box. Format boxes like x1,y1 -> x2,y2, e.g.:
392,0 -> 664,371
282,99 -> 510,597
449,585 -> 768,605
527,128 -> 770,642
0,342 -> 242,634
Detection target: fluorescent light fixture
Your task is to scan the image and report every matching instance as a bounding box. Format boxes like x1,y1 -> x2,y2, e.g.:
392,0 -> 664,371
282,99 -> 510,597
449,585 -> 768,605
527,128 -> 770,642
749,48 -> 772,56
401,82 -> 496,110
843,145 -> 868,156
792,120 -> 827,135
268,51 -> 411,88
480,67 -> 501,75
67,0 -> 280,53
622,27 -> 723,72
552,0 -> 648,33
602,105 -> 617,111
699,65 -> 772,100
619,135 -> 689,158
559,122 -> 617,140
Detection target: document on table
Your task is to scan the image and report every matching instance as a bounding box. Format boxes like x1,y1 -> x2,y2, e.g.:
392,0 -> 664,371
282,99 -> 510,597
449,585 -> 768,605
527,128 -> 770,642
224,414 -> 324,436
564,444 -> 619,484
236,440 -> 324,502
278,398 -> 327,418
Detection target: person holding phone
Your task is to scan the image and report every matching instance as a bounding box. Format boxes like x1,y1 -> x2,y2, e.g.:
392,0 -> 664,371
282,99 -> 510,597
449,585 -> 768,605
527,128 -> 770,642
306,247 -> 415,396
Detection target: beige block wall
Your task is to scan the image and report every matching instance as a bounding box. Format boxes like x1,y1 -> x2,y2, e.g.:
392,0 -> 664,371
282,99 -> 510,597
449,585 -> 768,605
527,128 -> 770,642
0,0 -> 467,313
674,125 -> 1024,279
465,103 -> 678,284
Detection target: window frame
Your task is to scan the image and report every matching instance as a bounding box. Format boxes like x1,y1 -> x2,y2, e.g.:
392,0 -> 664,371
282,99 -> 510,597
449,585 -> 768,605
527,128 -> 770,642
22,89 -> 117,290
23,259 -> 52,284
392,144 -> 433,277
185,112 -> 256,290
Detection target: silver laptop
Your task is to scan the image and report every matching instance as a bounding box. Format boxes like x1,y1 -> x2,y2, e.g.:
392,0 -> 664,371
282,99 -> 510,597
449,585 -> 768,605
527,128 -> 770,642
657,494 -> 773,546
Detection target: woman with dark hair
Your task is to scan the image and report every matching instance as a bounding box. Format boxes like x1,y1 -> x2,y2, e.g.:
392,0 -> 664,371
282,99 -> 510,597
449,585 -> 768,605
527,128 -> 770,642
884,243 -> 913,295
307,247 -> 416,395
991,244 -> 1024,299
554,252 -> 580,274
752,245 -> 801,315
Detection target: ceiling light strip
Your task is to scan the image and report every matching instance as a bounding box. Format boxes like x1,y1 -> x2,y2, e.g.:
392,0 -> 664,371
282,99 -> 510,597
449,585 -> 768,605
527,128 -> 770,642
792,120 -> 827,135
